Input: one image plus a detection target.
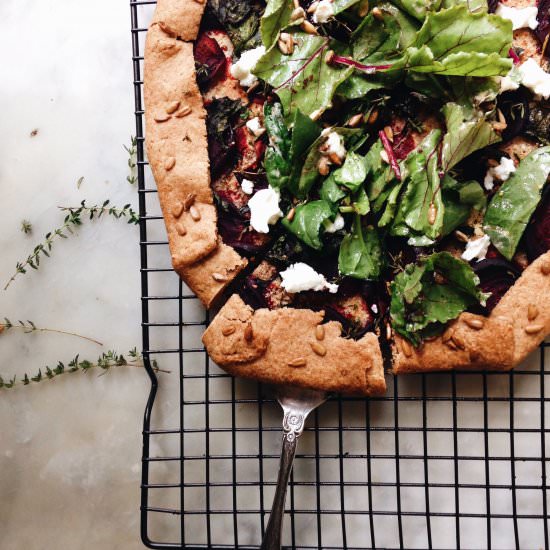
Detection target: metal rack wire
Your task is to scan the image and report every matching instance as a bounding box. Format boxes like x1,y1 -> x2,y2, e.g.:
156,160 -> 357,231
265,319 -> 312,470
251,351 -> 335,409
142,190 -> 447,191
131,2 -> 550,548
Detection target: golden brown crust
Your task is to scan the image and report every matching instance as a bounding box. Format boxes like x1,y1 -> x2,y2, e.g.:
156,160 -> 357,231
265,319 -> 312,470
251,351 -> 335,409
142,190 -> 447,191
492,252 -> 550,364
203,295 -> 386,396
152,0 -> 205,42
392,251 -> 550,374
177,239 -> 248,309
391,313 -> 516,374
144,6 -> 248,307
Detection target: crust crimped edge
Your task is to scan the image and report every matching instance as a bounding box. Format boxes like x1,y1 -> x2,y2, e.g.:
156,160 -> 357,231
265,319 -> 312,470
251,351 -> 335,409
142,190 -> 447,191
202,295 -> 387,396
144,5 -> 248,308
392,251 -> 550,374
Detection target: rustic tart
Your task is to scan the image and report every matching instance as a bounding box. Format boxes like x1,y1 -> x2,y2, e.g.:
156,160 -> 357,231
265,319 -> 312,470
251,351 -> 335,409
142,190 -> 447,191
144,0 -> 550,395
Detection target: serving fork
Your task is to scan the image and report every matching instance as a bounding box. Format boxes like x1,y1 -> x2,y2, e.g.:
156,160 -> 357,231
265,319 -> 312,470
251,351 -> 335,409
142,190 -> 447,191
260,385 -> 329,550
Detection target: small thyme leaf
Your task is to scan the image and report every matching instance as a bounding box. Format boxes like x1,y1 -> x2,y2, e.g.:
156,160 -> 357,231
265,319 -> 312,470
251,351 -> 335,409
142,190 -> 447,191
76,176 -> 85,189
124,136 -> 138,185
20,220 -> 32,235
0,349 -> 169,390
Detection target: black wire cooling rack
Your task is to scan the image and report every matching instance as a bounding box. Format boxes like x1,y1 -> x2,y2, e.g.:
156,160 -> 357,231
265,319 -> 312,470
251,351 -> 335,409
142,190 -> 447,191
131,2 -> 550,548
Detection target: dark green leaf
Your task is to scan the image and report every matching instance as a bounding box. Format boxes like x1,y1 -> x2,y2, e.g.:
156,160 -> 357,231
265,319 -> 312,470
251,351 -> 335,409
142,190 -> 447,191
282,200 -> 334,250
484,146 -> 550,260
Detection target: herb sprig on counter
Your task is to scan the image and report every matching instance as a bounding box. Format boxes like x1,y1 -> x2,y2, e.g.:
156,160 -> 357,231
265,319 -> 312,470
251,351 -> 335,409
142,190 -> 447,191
1,318 -> 103,346
4,200 -> 138,290
0,348 -> 167,390
123,136 -> 138,186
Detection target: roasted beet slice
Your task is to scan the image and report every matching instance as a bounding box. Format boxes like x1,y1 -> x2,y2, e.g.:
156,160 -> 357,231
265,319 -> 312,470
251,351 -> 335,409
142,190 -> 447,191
524,184 -> 550,260
472,258 -> 521,312
536,0 -> 550,57
194,33 -> 227,89
392,131 -> 416,161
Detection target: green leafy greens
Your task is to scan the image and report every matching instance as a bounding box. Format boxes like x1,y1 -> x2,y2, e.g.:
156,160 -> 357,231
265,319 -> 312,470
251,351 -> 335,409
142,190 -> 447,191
484,147 -> 550,260
390,252 -> 490,345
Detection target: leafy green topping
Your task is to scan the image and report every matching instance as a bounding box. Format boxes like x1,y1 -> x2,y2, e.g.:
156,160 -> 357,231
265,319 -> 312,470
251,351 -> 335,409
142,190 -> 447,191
338,216 -> 383,280
390,252 -> 489,346
484,147 -> 550,260
254,34 -> 353,121
208,0 -> 261,53
333,151 -> 368,192
441,175 -> 486,237
391,130 -> 444,242
282,200 -> 334,250
440,102 -> 500,172
261,0 -> 294,49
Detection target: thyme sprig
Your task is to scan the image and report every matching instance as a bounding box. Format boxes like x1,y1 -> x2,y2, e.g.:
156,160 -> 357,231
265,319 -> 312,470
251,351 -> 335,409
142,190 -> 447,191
4,200 -> 139,290
0,348 -> 167,389
123,136 -> 138,185
1,318 -> 102,346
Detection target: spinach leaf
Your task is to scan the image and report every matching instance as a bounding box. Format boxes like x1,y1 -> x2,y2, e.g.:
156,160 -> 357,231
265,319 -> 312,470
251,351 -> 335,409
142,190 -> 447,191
484,146 -> 550,260
441,175 -> 486,237
404,6 -> 513,77
261,0 -> 294,49
338,216 -> 383,279
282,200 -> 334,250
320,173 -> 348,204
208,0 -> 261,53
253,33 -> 353,121
391,0 -> 442,21
334,151 -> 368,192
390,251 -> 489,345
391,130 -> 444,241
353,186 -> 371,215
264,102 -> 292,189
440,102 -> 501,172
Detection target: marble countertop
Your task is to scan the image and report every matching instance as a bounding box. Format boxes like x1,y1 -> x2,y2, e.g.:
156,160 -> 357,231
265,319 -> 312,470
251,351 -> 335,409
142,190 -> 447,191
1,1 -> 548,549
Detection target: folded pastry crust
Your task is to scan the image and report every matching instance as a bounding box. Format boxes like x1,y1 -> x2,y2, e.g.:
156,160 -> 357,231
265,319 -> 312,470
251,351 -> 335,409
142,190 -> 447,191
203,295 -> 387,396
392,252 -> 550,374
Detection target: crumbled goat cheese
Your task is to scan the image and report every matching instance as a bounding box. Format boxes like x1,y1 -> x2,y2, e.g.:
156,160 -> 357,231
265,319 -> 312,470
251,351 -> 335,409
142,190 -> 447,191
484,156 -> 516,190
483,172 -> 495,191
230,46 -> 266,88
495,4 -> 539,30
518,59 -> 550,99
461,234 -> 491,262
246,117 -> 265,137
492,156 -> 516,181
371,304 -> 379,314
312,0 -> 335,23
500,73 -> 520,93
241,178 -> 254,195
323,213 -> 345,233
325,131 -> 347,161
248,185 -> 283,233
280,262 -> 339,294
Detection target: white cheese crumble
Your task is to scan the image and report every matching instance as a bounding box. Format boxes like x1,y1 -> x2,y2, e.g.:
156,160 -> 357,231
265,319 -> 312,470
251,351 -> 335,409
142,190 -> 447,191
518,59 -> 550,99
241,178 -> 254,195
484,156 -> 516,190
323,213 -> 345,233
312,0 -> 335,23
499,71 -> 520,93
280,262 -> 339,294
230,46 -> 266,88
325,131 -> 347,161
246,117 -> 265,137
461,234 -> 491,262
247,185 -> 283,233
371,304 -> 379,314
495,4 -> 539,30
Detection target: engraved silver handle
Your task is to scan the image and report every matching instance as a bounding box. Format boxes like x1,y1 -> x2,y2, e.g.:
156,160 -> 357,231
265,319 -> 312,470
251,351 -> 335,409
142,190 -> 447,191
261,386 -> 328,550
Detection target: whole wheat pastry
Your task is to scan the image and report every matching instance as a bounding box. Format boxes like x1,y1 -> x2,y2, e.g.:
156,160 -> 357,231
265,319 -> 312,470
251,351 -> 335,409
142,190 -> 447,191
144,0 -> 550,392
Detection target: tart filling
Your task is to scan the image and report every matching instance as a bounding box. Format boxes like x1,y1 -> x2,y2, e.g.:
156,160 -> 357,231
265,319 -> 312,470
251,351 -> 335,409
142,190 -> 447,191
198,0 -> 549,348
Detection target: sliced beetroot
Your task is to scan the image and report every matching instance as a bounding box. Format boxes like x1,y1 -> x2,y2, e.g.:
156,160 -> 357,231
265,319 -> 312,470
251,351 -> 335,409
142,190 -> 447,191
194,33 -> 227,89
487,0 -> 499,12
393,132 -> 416,161
536,0 -> 550,57
240,275 -> 272,309
472,258 -> 521,312
523,184 -> 550,260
